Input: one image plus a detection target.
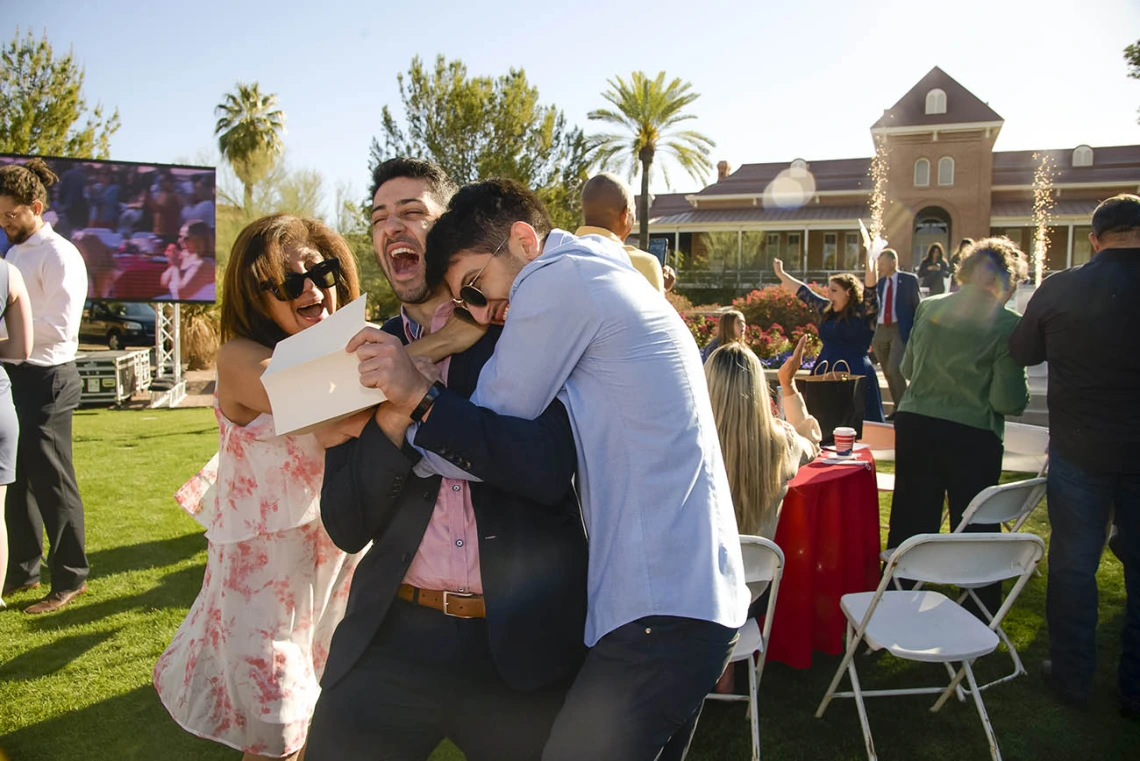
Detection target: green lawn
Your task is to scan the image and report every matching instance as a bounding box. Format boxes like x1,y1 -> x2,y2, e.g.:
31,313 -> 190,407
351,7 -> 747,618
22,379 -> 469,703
0,409 -> 1136,760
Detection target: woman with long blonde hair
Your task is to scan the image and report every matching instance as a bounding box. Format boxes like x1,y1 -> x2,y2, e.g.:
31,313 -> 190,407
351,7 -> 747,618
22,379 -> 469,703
704,337 -> 821,538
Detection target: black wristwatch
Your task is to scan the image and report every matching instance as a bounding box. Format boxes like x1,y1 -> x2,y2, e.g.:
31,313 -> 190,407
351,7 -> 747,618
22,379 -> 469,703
410,381 -> 446,423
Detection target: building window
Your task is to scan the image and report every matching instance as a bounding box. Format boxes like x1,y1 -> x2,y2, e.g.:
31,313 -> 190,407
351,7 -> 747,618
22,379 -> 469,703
823,233 -> 837,269
766,233 -> 781,261
925,88 -> 947,115
937,157 -> 955,186
844,233 -> 860,269
1072,226 -> 1093,266
914,158 -> 930,187
1073,145 -> 1093,167
790,158 -> 808,171
787,233 -> 801,264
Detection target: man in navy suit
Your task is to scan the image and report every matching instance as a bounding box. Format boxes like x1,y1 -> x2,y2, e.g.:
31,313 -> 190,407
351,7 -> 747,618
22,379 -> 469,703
873,249 -> 921,418
306,159 -> 587,761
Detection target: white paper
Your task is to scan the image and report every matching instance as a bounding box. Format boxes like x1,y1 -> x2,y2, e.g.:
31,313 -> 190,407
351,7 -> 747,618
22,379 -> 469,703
261,295 -> 386,436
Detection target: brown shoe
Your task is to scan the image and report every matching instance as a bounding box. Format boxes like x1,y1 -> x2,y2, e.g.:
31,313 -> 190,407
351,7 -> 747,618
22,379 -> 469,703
2,580 -> 40,596
24,583 -> 87,615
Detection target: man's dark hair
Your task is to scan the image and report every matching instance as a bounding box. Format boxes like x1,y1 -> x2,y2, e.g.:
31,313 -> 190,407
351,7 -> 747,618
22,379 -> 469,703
369,157 -> 457,208
0,158 -> 58,207
1091,194 -> 1140,238
425,178 -> 553,289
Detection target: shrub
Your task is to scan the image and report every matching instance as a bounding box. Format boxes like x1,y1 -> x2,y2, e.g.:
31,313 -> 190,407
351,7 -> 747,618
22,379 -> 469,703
731,285 -> 825,336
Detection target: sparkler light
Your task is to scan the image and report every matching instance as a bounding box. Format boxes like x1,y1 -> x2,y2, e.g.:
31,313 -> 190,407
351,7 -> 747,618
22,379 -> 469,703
1031,152 -> 1057,287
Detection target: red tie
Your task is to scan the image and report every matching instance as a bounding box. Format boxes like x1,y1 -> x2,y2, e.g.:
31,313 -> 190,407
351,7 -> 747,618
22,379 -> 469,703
884,278 -> 894,325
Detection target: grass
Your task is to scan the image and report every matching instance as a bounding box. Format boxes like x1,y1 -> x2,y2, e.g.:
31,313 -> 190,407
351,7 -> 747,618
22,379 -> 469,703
0,409 -> 1136,760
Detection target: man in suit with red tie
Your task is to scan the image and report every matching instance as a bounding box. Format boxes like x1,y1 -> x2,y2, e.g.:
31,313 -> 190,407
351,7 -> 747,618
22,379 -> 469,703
872,249 -> 921,419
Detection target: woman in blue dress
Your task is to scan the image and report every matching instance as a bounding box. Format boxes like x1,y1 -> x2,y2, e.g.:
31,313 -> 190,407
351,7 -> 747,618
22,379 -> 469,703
0,258 -> 34,610
772,255 -> 885,423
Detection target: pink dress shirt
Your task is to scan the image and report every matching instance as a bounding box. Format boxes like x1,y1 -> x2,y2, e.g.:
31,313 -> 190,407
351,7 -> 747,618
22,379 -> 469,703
400,302 -> 483,594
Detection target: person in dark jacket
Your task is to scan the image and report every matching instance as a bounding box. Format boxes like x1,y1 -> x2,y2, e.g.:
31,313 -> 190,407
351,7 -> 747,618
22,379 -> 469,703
1009,194 -> 1140,717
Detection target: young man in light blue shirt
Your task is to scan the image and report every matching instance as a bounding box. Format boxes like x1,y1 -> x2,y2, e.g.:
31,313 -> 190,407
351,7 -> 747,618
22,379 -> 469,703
349,178 -> 748,760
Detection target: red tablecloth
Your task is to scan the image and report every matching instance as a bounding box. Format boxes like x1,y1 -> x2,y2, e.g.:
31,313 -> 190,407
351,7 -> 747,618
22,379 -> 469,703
766,447 -> 881,669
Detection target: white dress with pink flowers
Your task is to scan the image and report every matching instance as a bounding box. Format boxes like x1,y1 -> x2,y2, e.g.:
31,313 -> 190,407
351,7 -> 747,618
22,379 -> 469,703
153,402 -> 362,758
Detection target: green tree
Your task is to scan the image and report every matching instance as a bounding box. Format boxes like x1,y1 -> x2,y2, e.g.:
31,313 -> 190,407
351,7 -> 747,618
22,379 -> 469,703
214,82 -> 286,210
369,55 -> 592,230
1127,40 -> 1140,123
333,182 -> 401,321
588,71 -> 715,250
0,27 -> 120,158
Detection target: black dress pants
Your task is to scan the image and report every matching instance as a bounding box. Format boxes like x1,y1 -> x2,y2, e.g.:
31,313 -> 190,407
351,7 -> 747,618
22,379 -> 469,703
4,362 -> 88,592
886,411 -> 1003,614
306,599 -> 573,761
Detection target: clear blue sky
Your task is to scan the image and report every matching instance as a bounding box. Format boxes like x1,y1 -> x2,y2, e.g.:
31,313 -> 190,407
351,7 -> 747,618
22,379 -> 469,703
11,0 -> 1140,216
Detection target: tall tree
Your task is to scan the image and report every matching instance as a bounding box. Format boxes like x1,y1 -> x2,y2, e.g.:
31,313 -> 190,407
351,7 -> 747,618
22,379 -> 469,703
1127,40 -> 1140,124
588,71 -> 715,250
0,27 -> 120,158
214,82 -> 286,210
370,55 -> 592,230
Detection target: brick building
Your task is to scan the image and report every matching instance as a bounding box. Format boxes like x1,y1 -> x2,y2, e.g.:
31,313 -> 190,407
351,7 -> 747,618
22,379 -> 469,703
646,67 -> 1140,291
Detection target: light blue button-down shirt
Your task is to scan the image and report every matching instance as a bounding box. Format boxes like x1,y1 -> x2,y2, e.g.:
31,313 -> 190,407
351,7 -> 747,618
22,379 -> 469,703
413,230 -> 748,646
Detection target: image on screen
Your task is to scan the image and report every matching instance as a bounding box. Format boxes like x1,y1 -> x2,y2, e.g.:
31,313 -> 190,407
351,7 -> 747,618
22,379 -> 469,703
0,154 -> 216,304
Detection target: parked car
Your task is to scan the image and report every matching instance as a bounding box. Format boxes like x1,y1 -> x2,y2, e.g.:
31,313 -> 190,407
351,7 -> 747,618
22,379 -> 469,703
80,302 -> 156,350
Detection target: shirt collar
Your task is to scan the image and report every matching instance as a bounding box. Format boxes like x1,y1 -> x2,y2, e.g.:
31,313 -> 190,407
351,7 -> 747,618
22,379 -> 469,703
17,221 -> 52,250
399,300 -> 456,342
574,226 -> 625,246
1091,247 -> 1140,262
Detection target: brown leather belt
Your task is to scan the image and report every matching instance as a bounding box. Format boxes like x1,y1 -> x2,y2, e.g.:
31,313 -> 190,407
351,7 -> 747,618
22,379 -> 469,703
397,583 -> 486,619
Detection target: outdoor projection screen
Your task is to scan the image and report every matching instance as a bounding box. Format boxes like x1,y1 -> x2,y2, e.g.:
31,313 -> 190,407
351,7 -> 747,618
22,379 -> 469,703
0,154 -> 216,304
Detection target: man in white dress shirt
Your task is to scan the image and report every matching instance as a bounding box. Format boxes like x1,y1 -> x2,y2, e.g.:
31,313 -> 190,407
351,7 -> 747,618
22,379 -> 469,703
0,159 -> 90,614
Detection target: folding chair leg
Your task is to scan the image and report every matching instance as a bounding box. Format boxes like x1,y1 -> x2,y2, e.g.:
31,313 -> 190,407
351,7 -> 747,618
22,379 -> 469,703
748,653 -> 760,761
932,662 -> 971,713
816,623 -> 860,718
942,662 -> 967,702
845,652 -> 878,761
964,662 -> 1003,761
956,590 -> 1026,693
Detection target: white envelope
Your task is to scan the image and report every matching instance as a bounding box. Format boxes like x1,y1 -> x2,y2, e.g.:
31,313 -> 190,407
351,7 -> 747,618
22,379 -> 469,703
261,295 -> 386,436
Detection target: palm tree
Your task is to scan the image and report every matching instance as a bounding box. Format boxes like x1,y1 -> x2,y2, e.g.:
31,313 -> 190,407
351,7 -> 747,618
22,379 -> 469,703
588,71 -> 714,250
214,82 -> 286,209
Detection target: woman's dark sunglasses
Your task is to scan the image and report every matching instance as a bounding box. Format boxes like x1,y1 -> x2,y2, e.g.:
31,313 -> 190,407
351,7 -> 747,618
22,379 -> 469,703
262,258 -> 341,302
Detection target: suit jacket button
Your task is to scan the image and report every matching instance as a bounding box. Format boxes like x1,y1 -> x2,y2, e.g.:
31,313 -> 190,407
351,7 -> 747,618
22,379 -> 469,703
401,553 -> 410,564
423,490 -> 434,500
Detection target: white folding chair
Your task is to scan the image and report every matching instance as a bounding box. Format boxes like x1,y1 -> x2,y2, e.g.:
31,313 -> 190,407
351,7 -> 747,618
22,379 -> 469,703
703,536 -> 785,761
1001,422 -> 1049,476
816,533 -> 1045,761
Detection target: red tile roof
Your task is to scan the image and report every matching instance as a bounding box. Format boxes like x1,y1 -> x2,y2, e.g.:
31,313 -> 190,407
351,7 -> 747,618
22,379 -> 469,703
991,145 -> 1140,186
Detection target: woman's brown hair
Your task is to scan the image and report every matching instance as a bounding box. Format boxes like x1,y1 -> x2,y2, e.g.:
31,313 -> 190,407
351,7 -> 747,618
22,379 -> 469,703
955,236 -> 1028,295
716,309 -> 746,347
823,273 -> 871,321
220,214 -> 360,347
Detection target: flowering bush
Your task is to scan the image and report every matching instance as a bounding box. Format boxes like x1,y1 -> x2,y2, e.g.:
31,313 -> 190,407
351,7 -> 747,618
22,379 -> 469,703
682,313 -> 821,368
731,285 -> 826,336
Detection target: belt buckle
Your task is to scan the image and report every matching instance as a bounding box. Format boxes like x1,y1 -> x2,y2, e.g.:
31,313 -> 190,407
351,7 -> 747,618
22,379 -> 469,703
442,590 -> 477,618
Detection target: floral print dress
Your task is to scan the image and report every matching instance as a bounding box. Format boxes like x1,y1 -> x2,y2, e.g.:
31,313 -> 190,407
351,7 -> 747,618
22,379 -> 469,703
153,401 -> 362,757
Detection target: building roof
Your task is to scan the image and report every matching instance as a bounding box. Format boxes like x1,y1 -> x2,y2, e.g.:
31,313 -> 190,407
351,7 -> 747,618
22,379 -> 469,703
990,198 -> 1101,220
693,157 -> 873,198
871,66 -> 1003,130
650,204 -> 871,227
991,145 -> 1140,187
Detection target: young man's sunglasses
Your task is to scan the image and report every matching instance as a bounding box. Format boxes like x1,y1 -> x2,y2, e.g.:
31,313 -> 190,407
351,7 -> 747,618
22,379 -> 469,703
261,258 -> 341,301
452,233 -> 510,311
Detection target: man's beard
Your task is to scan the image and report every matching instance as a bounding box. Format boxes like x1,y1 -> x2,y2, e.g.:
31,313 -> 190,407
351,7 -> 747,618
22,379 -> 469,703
393,279 -> 432,306
5,222 -> 35,245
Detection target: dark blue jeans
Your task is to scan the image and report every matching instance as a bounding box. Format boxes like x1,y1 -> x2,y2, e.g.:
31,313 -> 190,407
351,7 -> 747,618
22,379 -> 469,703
1046,450 -> 1140,705
541,615 -> 738,761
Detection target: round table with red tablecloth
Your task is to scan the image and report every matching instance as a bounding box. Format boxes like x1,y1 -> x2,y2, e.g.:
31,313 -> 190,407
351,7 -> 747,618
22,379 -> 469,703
766,446 -> 881,669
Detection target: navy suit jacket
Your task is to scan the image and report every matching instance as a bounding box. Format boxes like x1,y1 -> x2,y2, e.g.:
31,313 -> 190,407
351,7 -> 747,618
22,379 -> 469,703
318,317 -> 588,693
876,271 -> 921,343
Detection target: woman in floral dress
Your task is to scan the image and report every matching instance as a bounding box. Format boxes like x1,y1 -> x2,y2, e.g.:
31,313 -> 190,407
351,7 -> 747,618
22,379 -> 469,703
153,214 -> 367,760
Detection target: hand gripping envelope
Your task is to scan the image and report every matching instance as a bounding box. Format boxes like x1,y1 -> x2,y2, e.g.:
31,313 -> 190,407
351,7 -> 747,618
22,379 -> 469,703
261,295 -> 386,436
